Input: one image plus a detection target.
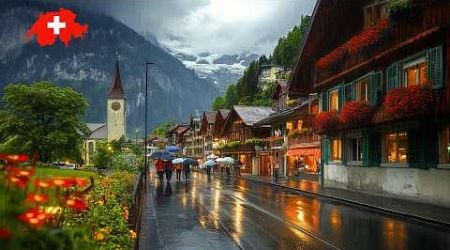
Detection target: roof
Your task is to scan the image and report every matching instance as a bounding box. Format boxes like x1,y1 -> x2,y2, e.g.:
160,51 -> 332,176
205,111 -> 218,124
108,61 -> 125,99
86,123 -> 108,139
232,106 -> 275,126
254,99 -> 312,126
219,109 -> 230,119
168,123 -> 189,134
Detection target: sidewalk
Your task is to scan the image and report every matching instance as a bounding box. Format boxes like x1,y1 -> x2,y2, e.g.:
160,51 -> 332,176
217,172 -> 450,227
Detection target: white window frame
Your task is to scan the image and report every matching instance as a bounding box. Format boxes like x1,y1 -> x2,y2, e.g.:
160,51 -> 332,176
347,136 -> 363,165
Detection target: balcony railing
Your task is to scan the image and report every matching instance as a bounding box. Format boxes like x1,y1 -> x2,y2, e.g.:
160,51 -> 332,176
288,133 -> 320,147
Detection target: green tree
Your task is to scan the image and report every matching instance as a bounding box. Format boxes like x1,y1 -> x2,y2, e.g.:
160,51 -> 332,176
212,96 -> 226,111
92,140 -> 113,169
152,121 -> 173,136
0,81 -> 88,163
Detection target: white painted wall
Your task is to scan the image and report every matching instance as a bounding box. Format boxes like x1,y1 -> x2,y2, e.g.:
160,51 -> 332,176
324,164 -> 450,207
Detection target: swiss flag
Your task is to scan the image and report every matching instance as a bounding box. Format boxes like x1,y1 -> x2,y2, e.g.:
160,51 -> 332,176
26,8 -> 88,47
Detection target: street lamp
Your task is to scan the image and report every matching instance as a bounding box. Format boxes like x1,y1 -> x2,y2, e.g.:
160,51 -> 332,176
144,62 -> 154,174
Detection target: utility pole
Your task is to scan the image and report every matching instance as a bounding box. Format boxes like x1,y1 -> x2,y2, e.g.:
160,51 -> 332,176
144,62 -> 154,174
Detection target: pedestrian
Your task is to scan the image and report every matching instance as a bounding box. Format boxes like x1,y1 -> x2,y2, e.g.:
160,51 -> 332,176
155,159 -> 165,183
225,164 -> 231,179
273,162 -> 279,182
164,160 -> 173,182
183,161 -> 190,180
235,160 -> 242,177
175,163 -> 182,181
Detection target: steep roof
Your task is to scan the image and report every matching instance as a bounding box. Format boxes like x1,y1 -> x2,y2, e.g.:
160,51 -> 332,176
219,109 -> 230,119
232,106 -> 274,126
86,123 -> 108,139
205,111 -> 218,124
108,61 -> 125,99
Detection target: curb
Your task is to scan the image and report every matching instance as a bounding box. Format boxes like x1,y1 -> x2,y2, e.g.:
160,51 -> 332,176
242,177 -> 450,229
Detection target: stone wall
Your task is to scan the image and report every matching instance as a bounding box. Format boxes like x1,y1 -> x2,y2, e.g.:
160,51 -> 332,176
324,164 -> 450,207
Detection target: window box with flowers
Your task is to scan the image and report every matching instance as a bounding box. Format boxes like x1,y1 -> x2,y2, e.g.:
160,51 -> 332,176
314,111 -> 340,134
340,101 -> 375,128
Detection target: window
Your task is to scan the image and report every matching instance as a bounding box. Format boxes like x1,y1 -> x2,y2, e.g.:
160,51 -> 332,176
310,103 -> 319,114
355,77 -> 370,102
403,59 -> 428,86
329,89 -> 339,111
385,132 -> 408,164
330,138 -> 342,162
440,127 -> 450,164
364,1 -> 388,28
348,137 -> 363,162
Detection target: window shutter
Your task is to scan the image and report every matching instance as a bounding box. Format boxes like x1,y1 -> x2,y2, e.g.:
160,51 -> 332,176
371,72 -> 382,105
338,84 -> 344,110
322,91 -> 328,112
386,63 -> 399,91
344,83 -> 353,103
322,137 -> 329,165
362,135 -> 370,167
369,132 -> 381,167
427,46 -> 443,88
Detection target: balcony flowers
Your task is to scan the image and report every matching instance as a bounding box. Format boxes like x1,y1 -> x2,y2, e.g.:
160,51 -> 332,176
314,110 -> 339,134
316,19 -> 390,69
384,85 -> 438,118
340,101 -> 374,127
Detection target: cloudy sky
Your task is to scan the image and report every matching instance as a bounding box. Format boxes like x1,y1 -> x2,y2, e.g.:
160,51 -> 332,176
75,0 -> 315,56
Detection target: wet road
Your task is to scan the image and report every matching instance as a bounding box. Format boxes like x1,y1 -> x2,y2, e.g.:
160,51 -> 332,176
140,171 -> 450,250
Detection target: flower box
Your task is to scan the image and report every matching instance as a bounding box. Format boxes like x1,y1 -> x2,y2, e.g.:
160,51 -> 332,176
339,101 -> 374,127
384,85 -> 438,118
314,111 -> 339,134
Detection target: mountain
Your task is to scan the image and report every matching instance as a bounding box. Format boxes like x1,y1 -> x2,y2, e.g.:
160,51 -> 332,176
0,1 -> 220,135
169,50 -> 259,92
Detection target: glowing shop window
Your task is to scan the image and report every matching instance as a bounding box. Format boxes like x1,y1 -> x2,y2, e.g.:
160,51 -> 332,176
386,132 -> 408,164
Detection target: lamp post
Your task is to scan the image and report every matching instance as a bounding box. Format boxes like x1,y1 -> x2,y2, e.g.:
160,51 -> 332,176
144,62 -> 154,174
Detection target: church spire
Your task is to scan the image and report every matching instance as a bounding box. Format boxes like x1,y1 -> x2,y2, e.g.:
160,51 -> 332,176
108,52 -> 125,99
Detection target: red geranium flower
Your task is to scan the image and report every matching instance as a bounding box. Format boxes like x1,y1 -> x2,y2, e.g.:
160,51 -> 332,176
53,178 -> 76,188
384,85 -> 438,118
314,111 -> 340,134
0,153 -> 29,163
18,208 -> 49,228
0,228 -> 12,240
340,101 -> 374,126
34,179 -> 53,188
26,193 -> 49,204
65,197 -> 87,211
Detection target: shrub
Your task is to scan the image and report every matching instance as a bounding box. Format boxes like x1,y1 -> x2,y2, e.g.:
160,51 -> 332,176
314,111 -> 339,134
340,101 -> 374,126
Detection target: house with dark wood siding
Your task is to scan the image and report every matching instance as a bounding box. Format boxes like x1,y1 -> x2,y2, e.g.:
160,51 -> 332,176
289,0 -> 450,206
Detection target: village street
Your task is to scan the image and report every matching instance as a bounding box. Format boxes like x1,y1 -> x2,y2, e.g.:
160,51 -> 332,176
138,171 -> 450,250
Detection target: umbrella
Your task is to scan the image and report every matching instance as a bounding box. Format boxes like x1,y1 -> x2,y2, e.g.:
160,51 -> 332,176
184,158 -> 198,166
206,153 -> 218,159
223,157 -> 235,164
172,158 -> 185,164
204,160 -> 217,166
215,158 -> 225,163
166,145 -> 180,153
150,150 -> 169,159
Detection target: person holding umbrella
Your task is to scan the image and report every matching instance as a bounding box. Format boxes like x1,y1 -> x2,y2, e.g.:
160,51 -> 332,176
172,158 -> 184,181
183,160 -> 190,180
155,159 -> 165,183
164,160 -> 173,182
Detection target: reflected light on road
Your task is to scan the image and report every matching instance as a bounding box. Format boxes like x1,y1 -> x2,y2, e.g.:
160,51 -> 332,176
383,218 -> 407,249
234,200 -> 243,244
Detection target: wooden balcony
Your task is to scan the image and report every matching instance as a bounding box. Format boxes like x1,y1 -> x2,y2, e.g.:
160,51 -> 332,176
288,134 -> 320,148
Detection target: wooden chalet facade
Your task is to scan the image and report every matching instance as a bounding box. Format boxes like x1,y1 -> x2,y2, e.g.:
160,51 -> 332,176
199,111 -> 218,159
220,106 -> 273,174
290,0 -> 450,206
211,109 -> 229,154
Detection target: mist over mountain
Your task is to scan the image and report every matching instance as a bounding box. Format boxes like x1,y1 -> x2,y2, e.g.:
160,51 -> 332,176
0,1 -> 220,135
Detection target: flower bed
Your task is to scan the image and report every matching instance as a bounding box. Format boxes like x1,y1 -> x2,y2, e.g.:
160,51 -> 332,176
0,153 -> 135,249
339,101 -> 374,127
316,19 -> 390,69
384,85 -> 438,118
314,111 -> 339,134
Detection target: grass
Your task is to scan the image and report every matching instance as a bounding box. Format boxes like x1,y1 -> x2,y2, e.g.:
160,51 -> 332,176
35,167 -> 99,179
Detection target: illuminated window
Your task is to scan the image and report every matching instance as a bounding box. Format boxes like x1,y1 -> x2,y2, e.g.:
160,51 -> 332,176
310,103 -> 319,114
329,89 -> 339,111
355,77 -> 370,102
385,132 -> 408,164
364,0 -> 388,28
403,59 -> 428,86
348,137 -> 363,162
330,138 -> 342,162
440,127 -> 450,164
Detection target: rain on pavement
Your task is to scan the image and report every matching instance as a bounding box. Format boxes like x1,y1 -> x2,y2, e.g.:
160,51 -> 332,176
140,171 -> 450,250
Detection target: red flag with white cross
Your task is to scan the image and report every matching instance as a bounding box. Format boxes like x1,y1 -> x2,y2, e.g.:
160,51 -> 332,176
26,8 -> 88,47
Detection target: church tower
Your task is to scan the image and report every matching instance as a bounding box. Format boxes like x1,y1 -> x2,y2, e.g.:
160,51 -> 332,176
107,60 -> 126,141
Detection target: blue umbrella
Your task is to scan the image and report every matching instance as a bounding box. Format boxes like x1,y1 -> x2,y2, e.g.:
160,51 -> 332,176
183,158 -> 198,166
166,145 -> 180,153
150,150 -> 173,160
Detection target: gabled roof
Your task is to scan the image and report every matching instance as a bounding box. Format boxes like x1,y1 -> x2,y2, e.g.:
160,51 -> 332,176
272,81 -> 288,100
254,99 -> 312,126
168,123 -> 190,134
86,123 -> 108,139
232,105 -> 274,126
204,111 -> 218,124
219,109 -> 230,120
108,61 -> 125,99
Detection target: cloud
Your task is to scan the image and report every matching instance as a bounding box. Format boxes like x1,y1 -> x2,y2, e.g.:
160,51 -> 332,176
43,0 -> 315,56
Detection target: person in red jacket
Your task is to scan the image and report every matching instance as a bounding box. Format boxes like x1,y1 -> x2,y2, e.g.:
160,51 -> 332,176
155,159 -> 165,183
164,160 -> 173,182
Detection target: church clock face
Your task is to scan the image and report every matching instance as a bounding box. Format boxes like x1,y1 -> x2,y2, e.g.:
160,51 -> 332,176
111,102 -> 121,111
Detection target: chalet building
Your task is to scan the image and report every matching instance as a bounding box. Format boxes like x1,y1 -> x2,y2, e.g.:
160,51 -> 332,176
258,65 -> 285,90
184,116 -> 203,160
290,0 -> 450,206
256,82 -> 321,177
199,111 -> 219,159
220,106 -> 273,174
166,123 -> 190,147
212,109 -> 230,154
